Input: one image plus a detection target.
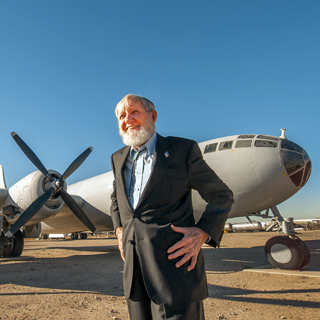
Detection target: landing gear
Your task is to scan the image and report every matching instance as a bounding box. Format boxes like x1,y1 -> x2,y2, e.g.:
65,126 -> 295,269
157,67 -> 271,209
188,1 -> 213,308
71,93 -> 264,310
295,237 -> 311,267
71,233 -> 78,240
71,233 -> 87,240
265,236 -> 307,269
10,230 -> 24,257
263,206 -> 311,270
0,232 -> 5,257
0,230 -> 24,258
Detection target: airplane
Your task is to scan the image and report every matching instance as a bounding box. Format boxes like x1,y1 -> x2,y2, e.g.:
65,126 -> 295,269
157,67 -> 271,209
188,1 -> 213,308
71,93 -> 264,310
0,129 -> 312,270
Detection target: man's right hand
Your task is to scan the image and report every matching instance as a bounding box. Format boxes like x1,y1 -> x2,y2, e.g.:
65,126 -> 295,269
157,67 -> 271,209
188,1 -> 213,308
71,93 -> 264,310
115,227 -> 125,261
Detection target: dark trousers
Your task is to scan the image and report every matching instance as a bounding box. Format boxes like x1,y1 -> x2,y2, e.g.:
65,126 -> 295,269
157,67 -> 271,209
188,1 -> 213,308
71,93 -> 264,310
127,251 -> 205,320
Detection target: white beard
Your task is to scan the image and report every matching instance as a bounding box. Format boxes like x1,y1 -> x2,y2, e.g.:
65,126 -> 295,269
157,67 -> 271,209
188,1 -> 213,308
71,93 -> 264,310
119,121 -> 155,147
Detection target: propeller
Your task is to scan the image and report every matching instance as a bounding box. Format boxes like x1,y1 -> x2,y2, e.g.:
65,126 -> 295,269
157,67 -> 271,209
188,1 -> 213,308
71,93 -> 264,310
11,132 -> 54,182
61,146 -> 93,180
6,132 -> 97,237
6,187 -> 54,237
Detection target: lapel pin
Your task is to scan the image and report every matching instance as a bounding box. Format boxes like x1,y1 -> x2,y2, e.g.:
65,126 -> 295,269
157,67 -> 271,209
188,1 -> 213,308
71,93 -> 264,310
164,151 -> 169,158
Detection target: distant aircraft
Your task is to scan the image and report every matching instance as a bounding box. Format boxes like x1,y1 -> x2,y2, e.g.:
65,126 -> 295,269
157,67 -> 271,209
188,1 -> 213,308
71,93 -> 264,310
0,129 -> 312,270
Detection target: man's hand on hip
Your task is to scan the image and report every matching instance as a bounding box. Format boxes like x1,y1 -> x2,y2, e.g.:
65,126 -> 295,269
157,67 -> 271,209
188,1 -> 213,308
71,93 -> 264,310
115,227 -> 125,262
167,225 -> 209,271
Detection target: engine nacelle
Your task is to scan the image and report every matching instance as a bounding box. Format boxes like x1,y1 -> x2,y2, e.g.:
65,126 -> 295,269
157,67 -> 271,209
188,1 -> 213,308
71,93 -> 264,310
7,170 -> 67,224
0,165 -> 8,207
0,188 -> 8,207
23,223 -> 41,238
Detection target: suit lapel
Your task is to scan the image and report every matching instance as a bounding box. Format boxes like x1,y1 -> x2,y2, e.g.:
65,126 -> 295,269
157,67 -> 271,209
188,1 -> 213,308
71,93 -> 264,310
135,134 -> 173,209
115,146 -> 132,211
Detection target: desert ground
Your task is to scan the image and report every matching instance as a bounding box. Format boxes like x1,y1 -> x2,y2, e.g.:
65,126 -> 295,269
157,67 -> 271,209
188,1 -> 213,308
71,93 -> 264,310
0,230 -> 319,320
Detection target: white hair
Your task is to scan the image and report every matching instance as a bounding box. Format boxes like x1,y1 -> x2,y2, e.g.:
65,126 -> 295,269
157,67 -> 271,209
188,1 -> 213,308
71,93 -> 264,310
115,94 -> 155,118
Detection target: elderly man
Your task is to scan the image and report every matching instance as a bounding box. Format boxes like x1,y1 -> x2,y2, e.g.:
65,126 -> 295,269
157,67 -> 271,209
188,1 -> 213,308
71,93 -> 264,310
110,94 -> 233,320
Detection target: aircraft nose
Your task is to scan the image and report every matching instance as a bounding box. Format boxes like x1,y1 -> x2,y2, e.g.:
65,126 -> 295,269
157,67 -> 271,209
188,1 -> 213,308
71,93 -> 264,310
281,140 -> 312,188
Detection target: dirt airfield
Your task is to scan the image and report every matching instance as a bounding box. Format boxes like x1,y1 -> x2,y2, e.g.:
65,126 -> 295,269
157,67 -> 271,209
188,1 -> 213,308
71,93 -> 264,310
0,230 -> 319,320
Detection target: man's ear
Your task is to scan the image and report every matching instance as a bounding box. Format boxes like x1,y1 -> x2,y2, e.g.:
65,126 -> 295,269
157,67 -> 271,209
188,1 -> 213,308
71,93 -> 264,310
151,110 -> 157,123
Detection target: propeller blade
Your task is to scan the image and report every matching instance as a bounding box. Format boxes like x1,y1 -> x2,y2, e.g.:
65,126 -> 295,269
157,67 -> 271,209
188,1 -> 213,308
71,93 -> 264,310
6,187 -> 54,237
59,189 -> 97,235
61,146 -> 93,180
11,132 -> 53,181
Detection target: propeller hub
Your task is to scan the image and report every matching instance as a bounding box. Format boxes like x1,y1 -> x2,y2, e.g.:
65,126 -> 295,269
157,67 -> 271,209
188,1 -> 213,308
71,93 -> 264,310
42,171 -> 67,200
55,179 -> 64,189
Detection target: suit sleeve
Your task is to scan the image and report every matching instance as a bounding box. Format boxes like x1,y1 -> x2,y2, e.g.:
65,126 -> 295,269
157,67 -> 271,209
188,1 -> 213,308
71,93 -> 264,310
110,154 -> 122,231
188,141 -> 234,247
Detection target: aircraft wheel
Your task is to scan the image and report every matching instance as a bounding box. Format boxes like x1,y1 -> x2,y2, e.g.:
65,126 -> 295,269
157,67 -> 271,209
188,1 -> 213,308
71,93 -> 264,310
295,237 -> 311,267
71,233 -> 78,240
0,232 -> 5,257
265,236 -> 305,270
10,230 -> 24,257
80,233 -> 85,239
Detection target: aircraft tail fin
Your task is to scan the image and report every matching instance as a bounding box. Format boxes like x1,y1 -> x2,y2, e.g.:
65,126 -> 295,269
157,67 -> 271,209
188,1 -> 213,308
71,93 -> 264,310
0,165 -> 7,189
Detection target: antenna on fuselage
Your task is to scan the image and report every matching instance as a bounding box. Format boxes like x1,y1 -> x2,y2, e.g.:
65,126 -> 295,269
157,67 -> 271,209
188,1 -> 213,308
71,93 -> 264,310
280,128 -> 287,139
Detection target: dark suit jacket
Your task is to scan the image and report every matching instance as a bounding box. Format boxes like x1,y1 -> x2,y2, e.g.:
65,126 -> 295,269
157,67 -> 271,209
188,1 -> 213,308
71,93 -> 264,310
110,134 -> 233,306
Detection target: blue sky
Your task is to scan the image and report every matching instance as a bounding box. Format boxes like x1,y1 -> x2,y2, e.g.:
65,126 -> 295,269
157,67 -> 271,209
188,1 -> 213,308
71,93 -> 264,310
0,0 -> 319,220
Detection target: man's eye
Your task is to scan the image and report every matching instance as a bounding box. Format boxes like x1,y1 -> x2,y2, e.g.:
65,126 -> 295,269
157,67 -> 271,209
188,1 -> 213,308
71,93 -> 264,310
119,115 -> 125,119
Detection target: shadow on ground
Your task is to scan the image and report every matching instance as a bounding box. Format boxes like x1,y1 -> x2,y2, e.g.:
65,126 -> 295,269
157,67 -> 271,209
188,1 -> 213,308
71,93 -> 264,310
0,236 -> 318,297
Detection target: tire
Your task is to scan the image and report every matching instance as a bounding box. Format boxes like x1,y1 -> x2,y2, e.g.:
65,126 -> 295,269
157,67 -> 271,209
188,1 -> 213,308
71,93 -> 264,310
0,232 -> 5,257
295,237 -> 311,267
265,236 -> 305,270
11,230 -> 24,257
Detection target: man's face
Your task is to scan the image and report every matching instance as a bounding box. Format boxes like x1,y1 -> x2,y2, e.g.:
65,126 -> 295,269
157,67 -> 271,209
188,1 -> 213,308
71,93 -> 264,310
118,100 -> 157,147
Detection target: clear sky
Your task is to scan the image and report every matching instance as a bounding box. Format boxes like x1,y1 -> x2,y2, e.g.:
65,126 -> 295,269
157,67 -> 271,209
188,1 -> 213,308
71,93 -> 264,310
0,0 -> 319,220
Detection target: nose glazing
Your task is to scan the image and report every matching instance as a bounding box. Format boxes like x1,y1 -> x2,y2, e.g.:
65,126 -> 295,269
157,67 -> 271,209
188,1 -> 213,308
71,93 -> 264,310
281,140 -> 312,188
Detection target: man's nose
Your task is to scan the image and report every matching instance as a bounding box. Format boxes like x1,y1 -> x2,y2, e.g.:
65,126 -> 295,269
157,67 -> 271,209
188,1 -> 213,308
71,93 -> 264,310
125,113 -> 134,122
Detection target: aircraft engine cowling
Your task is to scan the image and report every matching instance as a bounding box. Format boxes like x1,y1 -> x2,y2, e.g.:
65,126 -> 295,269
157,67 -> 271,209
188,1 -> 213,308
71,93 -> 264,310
23,223 -> 42,238
8,170 -> 67,224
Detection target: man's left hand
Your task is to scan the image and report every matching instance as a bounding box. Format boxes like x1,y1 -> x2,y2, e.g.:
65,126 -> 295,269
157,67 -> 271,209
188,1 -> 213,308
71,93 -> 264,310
167,225 -> 209,271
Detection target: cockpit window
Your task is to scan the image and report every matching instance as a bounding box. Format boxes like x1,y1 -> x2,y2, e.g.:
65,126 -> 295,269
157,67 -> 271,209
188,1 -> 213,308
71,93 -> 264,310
290,168 -> 304,187
281,140 -> 303,153
204,143 -> 218,154
235,140 -> 252,148
303,150 -> 310,162
282,150 -> 304,174
257,135 -> 279,141
254,140 -> 277,148
238,135 -> 256,139
218,141 -> 233,151
301,161 -> 312,187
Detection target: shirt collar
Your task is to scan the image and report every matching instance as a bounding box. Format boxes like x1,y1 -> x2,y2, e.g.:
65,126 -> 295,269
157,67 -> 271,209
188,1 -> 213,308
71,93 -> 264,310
130,132 -> 157,158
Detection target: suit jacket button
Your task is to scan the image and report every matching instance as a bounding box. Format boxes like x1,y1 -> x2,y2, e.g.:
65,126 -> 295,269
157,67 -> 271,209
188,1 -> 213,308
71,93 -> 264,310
128,240 -> 135,245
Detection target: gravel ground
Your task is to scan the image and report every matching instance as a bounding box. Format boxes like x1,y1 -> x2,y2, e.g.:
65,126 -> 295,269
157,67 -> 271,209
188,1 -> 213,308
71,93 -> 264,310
0,230 -> 319,320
